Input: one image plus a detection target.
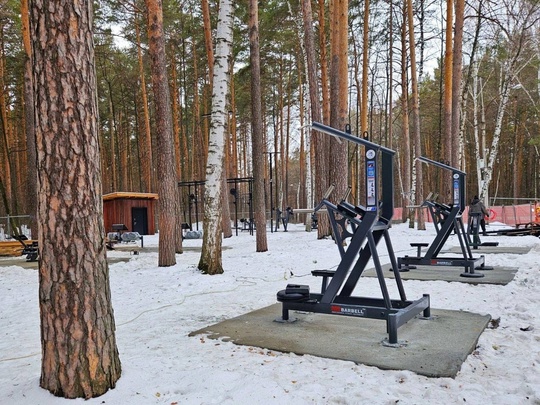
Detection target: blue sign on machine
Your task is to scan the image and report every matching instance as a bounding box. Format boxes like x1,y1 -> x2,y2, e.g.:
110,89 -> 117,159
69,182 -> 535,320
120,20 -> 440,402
367,160 -> 376,207
453,174 -> 460,206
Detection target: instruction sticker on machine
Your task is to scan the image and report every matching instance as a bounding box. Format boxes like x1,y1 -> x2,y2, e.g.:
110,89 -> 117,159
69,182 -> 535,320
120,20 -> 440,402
453,174 -> 460,205
366,150 -> 377,207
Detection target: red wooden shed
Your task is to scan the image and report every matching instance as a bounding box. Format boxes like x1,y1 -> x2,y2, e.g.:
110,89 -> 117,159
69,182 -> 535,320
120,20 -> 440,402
103,192 -> 158,235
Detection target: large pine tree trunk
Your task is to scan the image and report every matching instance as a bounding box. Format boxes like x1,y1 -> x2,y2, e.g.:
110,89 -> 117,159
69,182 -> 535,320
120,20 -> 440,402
301,0 -> 326,235
361,0 -> 369,135
400,8 -> 412,225
170,59 -> 184,254
0,43 -> 13,217
146,0 -> 178,266
21,0 -> 38,238
249,0 -> 268,252
329,0 -> 348,204
136,22 -> 154,193
314,0 -> 331,237
31,0 -> 121,398
452,0 -> 465,170
442,0 -> 454,201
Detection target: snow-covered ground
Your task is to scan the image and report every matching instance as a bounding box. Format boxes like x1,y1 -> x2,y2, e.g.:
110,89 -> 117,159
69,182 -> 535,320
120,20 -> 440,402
1,221 -> 539,404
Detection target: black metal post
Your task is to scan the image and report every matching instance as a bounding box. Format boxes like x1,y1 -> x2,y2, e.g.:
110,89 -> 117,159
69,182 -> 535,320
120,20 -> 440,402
265,152 -> 277,233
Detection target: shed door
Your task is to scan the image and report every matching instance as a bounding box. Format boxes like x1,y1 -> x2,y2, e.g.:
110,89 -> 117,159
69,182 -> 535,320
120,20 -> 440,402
132,207 -> 148,235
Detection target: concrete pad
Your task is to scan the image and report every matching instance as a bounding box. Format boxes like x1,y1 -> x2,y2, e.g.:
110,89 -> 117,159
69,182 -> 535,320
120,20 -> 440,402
141,246 -> 230,253
0,246 -> 216,270
0,256 -> 131,269
362,263 -> 518,285
443,246 -> 532,254
190,303 -> 491,378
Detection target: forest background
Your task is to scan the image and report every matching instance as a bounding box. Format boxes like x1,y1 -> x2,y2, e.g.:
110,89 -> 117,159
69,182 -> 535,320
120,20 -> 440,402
1,0 -> 540,228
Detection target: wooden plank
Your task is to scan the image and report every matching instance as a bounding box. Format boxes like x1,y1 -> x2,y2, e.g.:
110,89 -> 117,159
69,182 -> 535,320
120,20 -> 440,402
0,241 -> 33,257
292,208 -> 327,214
103,192 -> 158,201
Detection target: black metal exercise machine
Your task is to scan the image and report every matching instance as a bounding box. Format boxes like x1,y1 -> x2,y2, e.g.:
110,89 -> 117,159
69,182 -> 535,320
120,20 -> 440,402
276,122 -> 430,345
467,212 -> 499,249
12,234 -> 38,262
397,157 -> 492,278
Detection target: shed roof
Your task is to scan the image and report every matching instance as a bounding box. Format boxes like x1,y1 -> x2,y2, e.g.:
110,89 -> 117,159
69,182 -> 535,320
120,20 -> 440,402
103,192 -> 159,201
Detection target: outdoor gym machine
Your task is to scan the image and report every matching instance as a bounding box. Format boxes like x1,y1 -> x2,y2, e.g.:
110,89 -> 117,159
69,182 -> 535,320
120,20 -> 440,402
467,211 -> 499,250
276,122 -> 430,346
397,157 -> 492,278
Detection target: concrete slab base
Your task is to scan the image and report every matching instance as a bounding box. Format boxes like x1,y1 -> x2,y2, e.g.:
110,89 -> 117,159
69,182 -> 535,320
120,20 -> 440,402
140,246 -> 230,253
0,256 -> 131,269
443,246 -> 532,254
362,263 -> 518,285
190,303 -> 491,378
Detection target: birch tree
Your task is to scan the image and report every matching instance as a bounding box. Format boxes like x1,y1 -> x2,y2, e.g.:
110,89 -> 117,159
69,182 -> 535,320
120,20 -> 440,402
198,0 -> 234,274
201,0 -> 232,239
407,0 -> 425,229
479,0 -> 540,201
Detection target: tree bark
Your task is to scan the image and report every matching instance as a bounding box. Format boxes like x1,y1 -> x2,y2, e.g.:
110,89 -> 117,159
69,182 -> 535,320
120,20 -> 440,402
361,0 -> 369,135
0,41 -> 13,217
170,57 -> 184,254
136,22 -> 154,193
199,0 -> 233,274
407,0 -> 425,229
202,0 -> 215,88
318,0 -> 330,126
301,0 -> 327,236
146,0 -> 177,266
400,6 -> 412,225
442,0 -> 453,200
329,0 -> 348,205
31,0 -> 121,397
249,0 -> 268,252
452,0 -> 464,169
479,0 -> 539,200
21,0 -> 38,238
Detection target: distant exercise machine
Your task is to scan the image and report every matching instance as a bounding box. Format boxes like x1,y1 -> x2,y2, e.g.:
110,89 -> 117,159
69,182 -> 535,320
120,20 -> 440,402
276,122 -> 430,345
486,222 -> 540,237
275,207 -> 294,232
106,223 -> 143,253
467,212 -> 499,249
12,234 -> 38,262
397,157 -> 492,277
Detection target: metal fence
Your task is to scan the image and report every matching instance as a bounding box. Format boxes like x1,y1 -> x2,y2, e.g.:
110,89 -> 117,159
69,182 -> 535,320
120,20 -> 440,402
394,201 -> 540,226
486,203 -> 539,225
0,215 -> 32,241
